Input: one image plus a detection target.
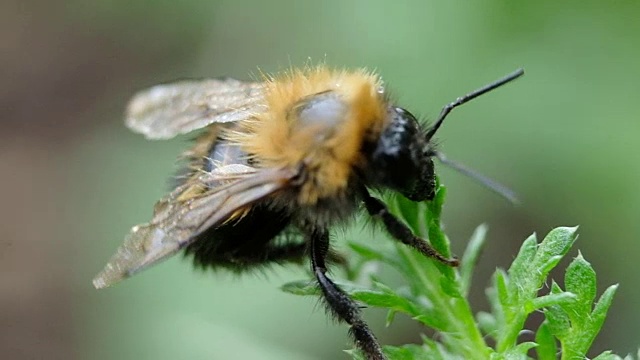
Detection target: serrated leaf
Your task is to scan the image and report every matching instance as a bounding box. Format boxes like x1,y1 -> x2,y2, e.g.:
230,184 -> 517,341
564,253 -> 597,322
510,227 -> 576,305
583,284 -> 619,349
460,224 -> 488,297
282,190 -> 621,360
349,281 -> 445,329
535,322 -> 558,360
533,226 -> 578,275
559,283 -> 618,358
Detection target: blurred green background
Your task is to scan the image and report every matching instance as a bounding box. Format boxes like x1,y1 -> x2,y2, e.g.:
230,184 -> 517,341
2,1 -> 639,359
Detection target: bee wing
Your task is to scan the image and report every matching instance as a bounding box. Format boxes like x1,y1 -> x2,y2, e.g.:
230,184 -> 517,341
92,166 -> 298,289
125,78 -> 265,140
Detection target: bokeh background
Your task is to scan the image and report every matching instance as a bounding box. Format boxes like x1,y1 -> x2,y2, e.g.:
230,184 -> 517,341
2,1 -> 639,359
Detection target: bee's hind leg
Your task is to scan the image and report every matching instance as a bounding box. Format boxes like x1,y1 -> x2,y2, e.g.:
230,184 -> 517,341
307,228 -> 386,360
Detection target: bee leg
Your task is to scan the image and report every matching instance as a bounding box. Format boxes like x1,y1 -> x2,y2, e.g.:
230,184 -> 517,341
308,228 -> 387,360
360,188 -> 459,267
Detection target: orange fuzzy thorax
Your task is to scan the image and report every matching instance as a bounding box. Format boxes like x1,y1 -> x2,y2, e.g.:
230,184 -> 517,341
228,66 -> 388,205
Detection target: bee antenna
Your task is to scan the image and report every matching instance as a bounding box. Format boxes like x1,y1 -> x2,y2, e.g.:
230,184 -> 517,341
425,68 -> 524,142
430,150 -> 519,204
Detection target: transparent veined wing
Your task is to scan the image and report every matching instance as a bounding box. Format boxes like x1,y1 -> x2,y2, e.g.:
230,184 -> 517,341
92,165 -> 298,288
125,78 -> 265,140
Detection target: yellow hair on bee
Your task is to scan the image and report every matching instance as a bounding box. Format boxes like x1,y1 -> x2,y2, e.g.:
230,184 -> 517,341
226,66 -> 388,205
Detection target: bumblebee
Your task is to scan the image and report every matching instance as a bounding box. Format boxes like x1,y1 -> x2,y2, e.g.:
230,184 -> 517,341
93,65 -> 523,360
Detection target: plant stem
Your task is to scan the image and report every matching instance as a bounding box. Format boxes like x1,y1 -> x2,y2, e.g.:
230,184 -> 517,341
398,245 -> 490,360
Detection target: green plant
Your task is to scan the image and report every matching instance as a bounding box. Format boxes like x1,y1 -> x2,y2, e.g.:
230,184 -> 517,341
282,184 -> 626,359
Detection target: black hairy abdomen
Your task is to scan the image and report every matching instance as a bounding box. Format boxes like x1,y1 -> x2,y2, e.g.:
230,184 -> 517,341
184,203 -> 295,271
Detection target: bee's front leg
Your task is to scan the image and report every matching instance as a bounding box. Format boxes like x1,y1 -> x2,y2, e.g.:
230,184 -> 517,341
360,187 -> 459,267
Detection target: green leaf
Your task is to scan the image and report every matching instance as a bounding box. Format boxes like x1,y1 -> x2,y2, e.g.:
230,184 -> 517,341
535,322 -> 558,360
508,227 -> 577,302
440,276 -> 462,299
505,341 -> 538,358
544,304 -> 571,339
591,284 -> 619,333
476,311 -> 497,339
281,188 -> 621,360
528,292 -> 576,312
425,184 -> 445,220
351,282 -> 419,311
349,341 -> 450,360
348,242 -> 389,262
394,194 -> 421,232
593,351 -> 625,360
412,313 -> 448,332
494,227 -> 579,353
538,255 -> 564,278
423,186 -> 448,253
550,281 -> 563,295
494,269 -> 510,312
385,309 -> 397,327
282,279 -> 372,298
280,280 -> 318,296
580,284 -> 619,352
393,245 -> 441,296
551,254 -> 618,359
532,227 -> 578,276
484,285 -> 501,332
460,224 -> 488,297
382,344 -> 445,360
564,253 -> 596,324
507,233 -> 538,292
423,187 -> 457,280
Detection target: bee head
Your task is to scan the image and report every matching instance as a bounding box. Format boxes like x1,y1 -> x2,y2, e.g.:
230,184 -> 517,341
367,107 -> 436,202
